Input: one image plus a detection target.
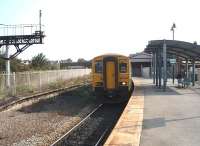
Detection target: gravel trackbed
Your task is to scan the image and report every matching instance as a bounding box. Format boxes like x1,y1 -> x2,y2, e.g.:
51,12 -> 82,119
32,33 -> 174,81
0,85 -> 97,146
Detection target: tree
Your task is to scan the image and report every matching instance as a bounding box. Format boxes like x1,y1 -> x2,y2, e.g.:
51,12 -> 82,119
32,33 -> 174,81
77,58 -> 86,63
31,53 -> 49,70
66,58 -> 72,63
0,58 -> 5,72
0,57 -> 30,72
10,58 -> 29,72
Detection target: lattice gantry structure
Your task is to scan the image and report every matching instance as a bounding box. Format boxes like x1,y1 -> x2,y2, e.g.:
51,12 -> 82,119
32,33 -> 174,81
0,10 -> 45,88
0,24 -> 45,59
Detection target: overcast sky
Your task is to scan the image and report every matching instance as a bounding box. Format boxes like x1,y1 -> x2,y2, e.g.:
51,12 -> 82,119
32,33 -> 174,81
1,0 -> 200,61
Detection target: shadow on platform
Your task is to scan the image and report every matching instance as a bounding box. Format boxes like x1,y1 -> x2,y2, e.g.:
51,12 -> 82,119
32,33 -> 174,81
142,84 -> 181,96
143,115 -> 200,130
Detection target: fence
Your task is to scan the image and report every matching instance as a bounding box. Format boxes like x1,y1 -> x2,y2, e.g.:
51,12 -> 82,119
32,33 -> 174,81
0,69 -> 91,98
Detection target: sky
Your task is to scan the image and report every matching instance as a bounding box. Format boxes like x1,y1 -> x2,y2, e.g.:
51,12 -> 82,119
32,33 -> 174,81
1,0 -> 200,61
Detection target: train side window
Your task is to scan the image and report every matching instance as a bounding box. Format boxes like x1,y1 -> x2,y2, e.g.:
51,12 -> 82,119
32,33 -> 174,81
95,61 -> 103,73
119,63 -> 127,73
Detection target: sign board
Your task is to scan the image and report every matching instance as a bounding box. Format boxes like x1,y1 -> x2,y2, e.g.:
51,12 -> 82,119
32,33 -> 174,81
169,59 -> 176,64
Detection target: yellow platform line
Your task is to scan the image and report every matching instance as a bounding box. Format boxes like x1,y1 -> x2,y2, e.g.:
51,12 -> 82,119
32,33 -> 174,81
104,79 -> 144,146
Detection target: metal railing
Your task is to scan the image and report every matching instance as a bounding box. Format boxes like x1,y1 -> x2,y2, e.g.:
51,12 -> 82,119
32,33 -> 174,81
0,24 -> 44,36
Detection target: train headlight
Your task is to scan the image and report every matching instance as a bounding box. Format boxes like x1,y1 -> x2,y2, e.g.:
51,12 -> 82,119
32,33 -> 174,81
120,82 -> 127,85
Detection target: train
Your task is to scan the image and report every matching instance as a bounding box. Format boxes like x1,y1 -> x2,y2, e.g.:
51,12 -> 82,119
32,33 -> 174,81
91,54 -> 134,103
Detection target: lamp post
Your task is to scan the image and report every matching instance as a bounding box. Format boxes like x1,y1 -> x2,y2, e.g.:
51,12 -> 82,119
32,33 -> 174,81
171,23 -> 176,84
170,23 -> 176,40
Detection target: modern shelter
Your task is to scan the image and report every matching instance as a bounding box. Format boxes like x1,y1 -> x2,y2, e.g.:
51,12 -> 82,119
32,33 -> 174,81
145,40 -> 200,90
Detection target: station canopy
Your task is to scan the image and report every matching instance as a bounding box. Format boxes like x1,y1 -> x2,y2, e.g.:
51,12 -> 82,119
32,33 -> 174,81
145,40 -> 200,61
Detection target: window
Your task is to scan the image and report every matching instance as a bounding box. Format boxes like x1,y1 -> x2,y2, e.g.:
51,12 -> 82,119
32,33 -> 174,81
119,63 -> 127,73
95,61 -> 103,73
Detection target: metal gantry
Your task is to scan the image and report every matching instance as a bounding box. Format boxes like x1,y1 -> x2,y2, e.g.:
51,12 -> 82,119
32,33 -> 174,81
0,10 -> 45,88
0,30 -> 44,59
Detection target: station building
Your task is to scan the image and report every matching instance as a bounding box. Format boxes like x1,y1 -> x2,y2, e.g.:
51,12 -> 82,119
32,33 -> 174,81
129,52 -> 152,78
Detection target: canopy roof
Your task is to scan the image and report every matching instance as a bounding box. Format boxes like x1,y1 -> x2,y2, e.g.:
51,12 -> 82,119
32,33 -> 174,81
145,40 -> 200,60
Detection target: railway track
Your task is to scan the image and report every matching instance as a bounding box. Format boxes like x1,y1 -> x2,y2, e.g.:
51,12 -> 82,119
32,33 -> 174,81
0,82 -> 98,146
50,102 -> 127,146
0,83 -> 88,112
0,81 -> 127,146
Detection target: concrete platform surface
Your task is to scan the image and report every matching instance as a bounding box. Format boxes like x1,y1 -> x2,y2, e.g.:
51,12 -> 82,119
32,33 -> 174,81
104,78 -> 144,146
140,78 -> 200,146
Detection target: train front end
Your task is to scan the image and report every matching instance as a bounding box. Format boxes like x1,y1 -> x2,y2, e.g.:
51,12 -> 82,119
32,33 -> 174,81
92,54 -> 133,103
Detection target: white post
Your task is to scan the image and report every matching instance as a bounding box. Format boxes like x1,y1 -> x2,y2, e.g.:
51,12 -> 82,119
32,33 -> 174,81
47,71 -> 49,84
5,45 -> 10,88
13,72 -> 16,95
71,69 -> 73,79
39,71 -> 42,91
28,72 -> 31,91
60,70 -> 62,80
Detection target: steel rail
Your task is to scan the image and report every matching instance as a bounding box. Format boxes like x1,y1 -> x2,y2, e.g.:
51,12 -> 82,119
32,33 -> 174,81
0,82 -> 89,112
50,104 -> 103,146
95,127 -> 109,146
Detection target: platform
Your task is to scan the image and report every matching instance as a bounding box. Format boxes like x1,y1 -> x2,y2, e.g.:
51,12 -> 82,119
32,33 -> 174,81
104,78 -> 144,146
104,78 -> 200,146
140,79 -> 200,146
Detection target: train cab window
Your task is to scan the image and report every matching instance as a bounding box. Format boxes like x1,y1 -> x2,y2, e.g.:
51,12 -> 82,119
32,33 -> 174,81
95,61 -> 103,73
119,63 -> 127,73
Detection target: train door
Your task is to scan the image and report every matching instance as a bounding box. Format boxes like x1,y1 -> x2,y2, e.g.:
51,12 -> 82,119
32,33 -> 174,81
106,61 -> 116,89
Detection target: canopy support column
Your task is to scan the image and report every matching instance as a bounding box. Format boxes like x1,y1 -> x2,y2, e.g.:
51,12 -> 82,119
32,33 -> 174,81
158,49 -> 162,88
172,55 -> 175,84
150,53 -> 152,78
156,49 -> 158,86
163,42 -> 167,91
186,59 -> 188,79
153,51 -> 156,84
192,60 -> 195,86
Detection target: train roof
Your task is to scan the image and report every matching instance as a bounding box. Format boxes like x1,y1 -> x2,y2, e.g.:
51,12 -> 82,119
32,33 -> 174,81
93,53 -> 128,59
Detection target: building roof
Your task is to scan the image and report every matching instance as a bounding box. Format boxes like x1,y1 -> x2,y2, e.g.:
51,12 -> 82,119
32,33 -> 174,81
145,40 -> 200,60
129,52 -> 152,63
130,52 -> 152,59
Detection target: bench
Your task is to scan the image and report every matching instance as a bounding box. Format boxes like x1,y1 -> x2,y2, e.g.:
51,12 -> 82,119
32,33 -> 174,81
178,78 -> 190,88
